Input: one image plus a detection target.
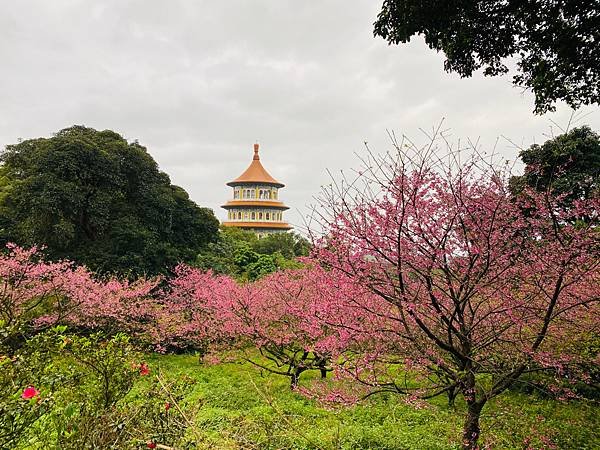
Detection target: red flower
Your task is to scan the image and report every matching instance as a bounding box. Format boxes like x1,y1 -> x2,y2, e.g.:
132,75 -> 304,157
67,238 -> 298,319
164,402 -> 171,411
147,442 -> 157,449
21,386 -> 40,400
139,363 -> 150,376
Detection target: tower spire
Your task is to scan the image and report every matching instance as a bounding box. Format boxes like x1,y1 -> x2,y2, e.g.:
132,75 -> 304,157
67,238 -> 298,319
253,143 -> 260,160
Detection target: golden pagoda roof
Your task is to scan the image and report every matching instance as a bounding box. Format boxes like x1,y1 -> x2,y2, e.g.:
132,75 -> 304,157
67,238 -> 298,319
227,144 -> 284,187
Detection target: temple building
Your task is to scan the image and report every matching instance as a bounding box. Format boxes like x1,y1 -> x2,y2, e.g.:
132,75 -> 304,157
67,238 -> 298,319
222,143 -> 292,236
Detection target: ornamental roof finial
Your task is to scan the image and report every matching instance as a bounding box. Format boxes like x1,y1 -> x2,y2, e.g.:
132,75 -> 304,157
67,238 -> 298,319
226,142 -> 283,187
253,143 -> 260,160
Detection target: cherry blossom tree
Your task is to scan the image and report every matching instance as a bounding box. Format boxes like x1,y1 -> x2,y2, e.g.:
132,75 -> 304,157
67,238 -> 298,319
0,243 -> 159,350
66,274 -> 159,339
224,265 -> 344,388
310,132 -> 600,449
154,265 -> 237,354
0,244 -> 83,350
159,264 -> 353,386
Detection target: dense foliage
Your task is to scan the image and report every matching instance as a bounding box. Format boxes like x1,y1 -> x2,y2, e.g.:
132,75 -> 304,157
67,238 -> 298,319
1,328 -> 195,448
0,125 -> 219,276
510,126 -> 600,204
194,227 -> 310,280
374,0 -> 600,113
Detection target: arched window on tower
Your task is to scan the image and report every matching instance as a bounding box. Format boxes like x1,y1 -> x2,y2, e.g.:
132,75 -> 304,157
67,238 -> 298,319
266,212 -> 270,220
251,212 -> 256,220
259,212 -> 263,220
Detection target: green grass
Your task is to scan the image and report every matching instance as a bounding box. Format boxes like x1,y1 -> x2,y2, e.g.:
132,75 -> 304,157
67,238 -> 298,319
142,354 -> 600,449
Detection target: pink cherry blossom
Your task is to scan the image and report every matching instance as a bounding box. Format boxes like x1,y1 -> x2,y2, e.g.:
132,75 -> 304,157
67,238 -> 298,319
309,140 -> 600,450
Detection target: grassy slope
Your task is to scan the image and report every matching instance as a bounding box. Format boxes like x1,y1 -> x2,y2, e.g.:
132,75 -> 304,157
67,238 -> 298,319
144,354 -> 600,450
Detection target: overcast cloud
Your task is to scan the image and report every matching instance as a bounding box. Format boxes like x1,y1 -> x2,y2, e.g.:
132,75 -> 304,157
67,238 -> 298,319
1,1 -> 598,230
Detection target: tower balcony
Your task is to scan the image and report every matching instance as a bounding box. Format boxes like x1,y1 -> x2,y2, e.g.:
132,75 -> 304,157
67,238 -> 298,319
221,200 -> 289,210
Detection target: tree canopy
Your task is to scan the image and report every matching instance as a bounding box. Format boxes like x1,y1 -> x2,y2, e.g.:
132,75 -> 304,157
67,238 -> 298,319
510,126 -> 600,203
0,125 -> 219,276
374,0 -> 600,114
194,227 -> 310,281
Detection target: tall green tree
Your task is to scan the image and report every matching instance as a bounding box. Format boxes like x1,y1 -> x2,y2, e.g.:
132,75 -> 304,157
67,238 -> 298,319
509,126 -> 600,203
0,126 -> 219,276
374,1 -> 600,113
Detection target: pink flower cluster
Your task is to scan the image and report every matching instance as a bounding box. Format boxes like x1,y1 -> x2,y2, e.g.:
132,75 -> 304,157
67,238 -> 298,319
0,243 -> 159,343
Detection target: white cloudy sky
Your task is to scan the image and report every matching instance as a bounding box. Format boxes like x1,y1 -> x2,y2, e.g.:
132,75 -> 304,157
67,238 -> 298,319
1,1 -> 598,230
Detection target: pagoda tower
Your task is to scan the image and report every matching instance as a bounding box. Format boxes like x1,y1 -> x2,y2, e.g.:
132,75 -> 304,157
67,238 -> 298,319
222,143 -> 292,236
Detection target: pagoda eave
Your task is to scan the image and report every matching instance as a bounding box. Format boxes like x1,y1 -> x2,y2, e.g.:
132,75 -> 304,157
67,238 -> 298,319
226,180 -> 284,188
222,221 -> 293,230
221,200 -> 289,210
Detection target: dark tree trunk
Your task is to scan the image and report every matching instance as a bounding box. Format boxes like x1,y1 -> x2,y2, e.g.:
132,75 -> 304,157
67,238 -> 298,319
290,365 -> 306,389
197,345 -> 207,364
290,372 -> 299,389
462,401 -> 485,450
320,368 -> 327,379
447,386 -> 457,408
290,352 -> 310,389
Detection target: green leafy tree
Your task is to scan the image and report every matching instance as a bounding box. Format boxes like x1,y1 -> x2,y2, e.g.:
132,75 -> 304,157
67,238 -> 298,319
374,0 -> 600,113
195,228 -> 310,280
252,232 -> 311,259
510,126 -> 600,203
246,254 -> 278,281
194,228 -> 255,276
0,126 -> 219,276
